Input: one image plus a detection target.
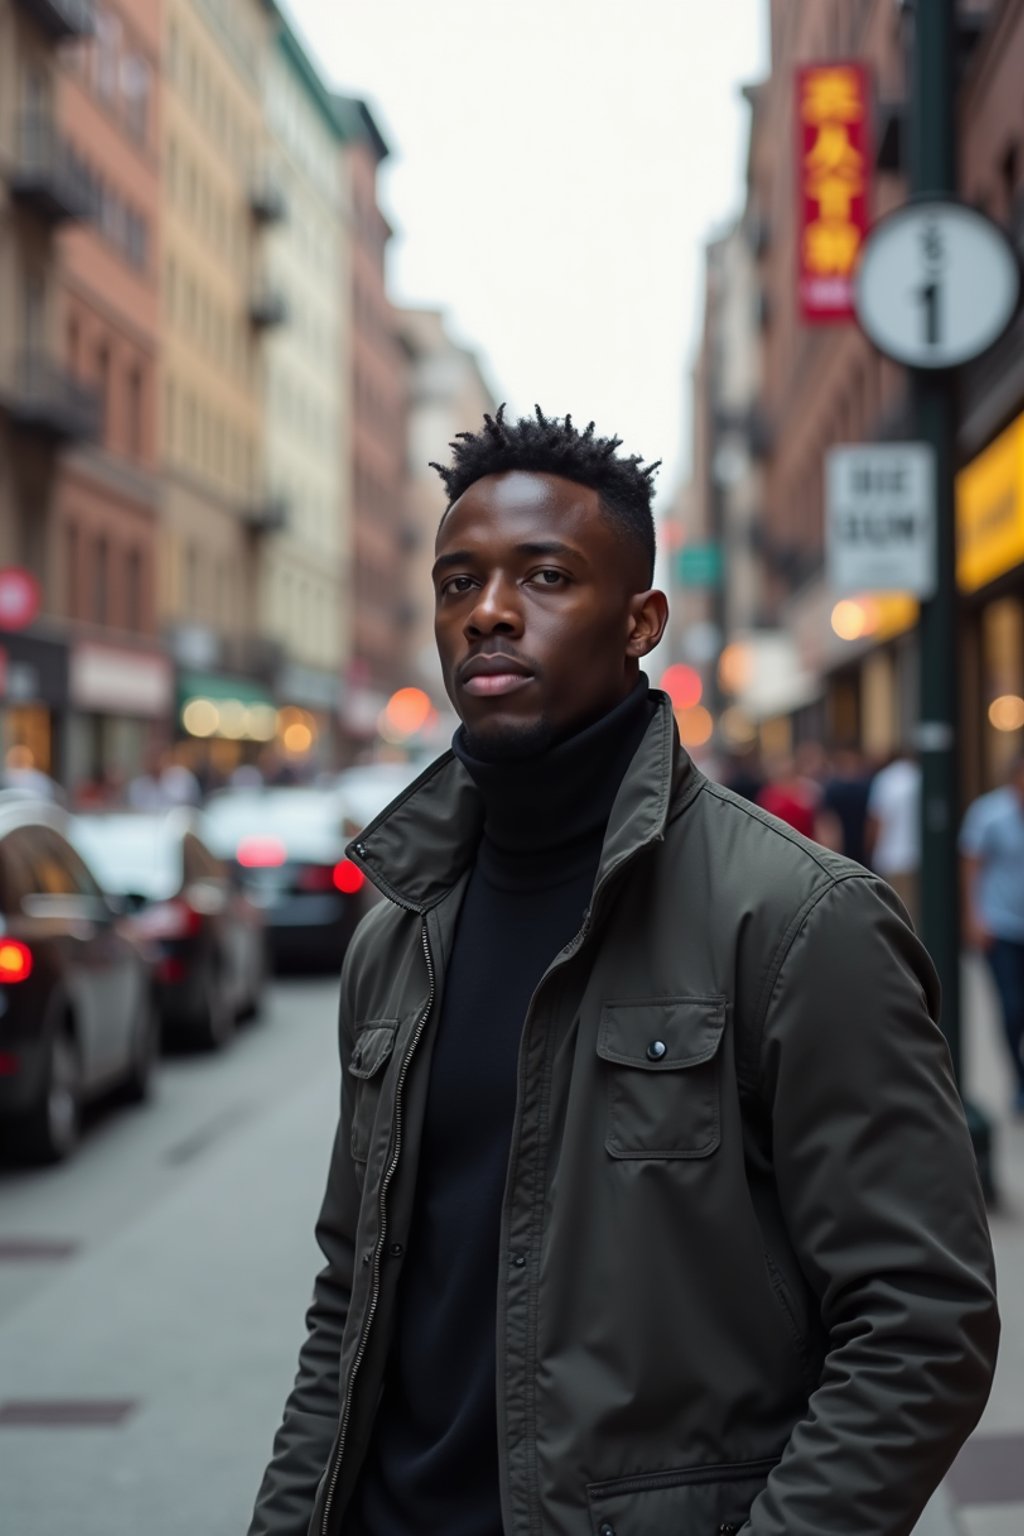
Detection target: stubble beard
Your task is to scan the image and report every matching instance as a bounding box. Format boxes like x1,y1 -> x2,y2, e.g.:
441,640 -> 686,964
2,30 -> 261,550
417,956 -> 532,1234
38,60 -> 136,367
460,715 -> 557,763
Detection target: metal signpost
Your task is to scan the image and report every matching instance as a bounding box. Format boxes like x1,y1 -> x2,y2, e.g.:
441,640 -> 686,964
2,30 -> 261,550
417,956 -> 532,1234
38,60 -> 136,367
852,1 -> 1022,1196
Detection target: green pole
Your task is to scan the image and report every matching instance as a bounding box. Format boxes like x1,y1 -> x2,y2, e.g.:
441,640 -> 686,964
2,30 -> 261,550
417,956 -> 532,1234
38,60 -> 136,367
909,0 -> 994,1196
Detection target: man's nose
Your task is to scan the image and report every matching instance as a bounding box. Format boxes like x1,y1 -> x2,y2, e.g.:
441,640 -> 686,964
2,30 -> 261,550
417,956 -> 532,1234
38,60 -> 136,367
464,574 -> 522,637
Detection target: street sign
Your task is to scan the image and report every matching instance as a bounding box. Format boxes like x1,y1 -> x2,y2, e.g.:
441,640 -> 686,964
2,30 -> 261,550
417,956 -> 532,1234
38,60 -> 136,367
0,568 -> 41,632
826,442 -> 936,597
854,199 -> 1020,368
675,543 -> 722,589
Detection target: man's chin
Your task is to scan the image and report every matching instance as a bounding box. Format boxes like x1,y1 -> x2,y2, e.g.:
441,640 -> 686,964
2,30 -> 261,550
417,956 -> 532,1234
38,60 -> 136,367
460,716 -> 556,763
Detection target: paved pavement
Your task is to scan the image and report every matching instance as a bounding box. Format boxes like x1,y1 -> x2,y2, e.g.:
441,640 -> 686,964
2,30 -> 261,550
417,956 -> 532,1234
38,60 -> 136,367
0,959 -> 1020,1534
0,975 -> 341,1536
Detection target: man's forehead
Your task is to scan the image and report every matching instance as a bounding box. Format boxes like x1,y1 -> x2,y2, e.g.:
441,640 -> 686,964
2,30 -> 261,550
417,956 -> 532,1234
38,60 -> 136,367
436,471 -> 603,550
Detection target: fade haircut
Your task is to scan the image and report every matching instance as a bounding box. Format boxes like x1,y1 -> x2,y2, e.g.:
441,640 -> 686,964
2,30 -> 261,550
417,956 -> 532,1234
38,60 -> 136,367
430,405 -> 660,585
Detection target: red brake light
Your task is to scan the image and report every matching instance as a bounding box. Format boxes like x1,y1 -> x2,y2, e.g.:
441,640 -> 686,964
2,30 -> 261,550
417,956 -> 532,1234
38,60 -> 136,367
333,859 -> 365,895
0,940 -> 33,983
237,836 -> 287,868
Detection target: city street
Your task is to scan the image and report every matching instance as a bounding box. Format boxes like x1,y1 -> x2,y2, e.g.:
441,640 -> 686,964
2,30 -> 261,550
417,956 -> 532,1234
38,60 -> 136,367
0,961 -> 1022,1536
0,975 -> 341,1536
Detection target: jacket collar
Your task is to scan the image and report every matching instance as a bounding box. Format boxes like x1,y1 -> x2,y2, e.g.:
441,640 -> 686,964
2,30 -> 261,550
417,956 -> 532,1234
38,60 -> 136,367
346,690 -> 701,914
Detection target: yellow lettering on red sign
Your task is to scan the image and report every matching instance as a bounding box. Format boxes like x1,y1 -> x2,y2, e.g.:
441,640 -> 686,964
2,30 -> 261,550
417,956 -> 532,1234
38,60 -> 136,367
803,218 -> 862,276
801,67 -> 864,125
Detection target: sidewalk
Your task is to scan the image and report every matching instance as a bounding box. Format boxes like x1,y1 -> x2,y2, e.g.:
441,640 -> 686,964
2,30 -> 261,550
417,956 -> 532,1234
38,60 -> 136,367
924,956 -> 1024,1536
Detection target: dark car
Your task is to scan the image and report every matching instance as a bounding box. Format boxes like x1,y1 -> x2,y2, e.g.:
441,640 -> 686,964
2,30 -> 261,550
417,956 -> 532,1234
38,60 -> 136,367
70,811 -> 266,1049
0,798 -> 157,1162
203,786 -> 371,971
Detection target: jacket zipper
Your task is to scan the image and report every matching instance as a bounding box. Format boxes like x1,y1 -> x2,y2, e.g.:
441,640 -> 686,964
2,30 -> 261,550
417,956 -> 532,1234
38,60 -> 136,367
320,918 -> 436,1536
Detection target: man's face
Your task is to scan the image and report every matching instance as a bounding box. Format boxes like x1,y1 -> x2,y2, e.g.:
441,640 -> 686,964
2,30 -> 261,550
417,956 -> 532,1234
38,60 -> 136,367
432,471 -> 666,758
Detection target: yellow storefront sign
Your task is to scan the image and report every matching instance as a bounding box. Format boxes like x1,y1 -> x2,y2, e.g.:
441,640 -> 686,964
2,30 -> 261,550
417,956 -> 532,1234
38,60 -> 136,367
957,410 -> 1024,594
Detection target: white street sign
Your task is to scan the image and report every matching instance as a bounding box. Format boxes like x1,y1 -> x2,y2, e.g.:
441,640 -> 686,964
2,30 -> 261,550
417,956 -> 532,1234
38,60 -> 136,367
854,200 -> 1020,369
826,443 -> 936,598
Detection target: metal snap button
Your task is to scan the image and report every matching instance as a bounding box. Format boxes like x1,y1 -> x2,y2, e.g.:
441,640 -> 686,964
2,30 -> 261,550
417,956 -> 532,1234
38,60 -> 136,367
389,1242 -> 404,1257
646,1039 -> 667,1061
598,1524 -> 615,1536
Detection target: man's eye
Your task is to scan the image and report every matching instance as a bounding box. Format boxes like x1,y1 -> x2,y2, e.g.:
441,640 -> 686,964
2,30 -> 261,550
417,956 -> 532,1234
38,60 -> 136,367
443,576 -> 475,595
533,569 -> 567,586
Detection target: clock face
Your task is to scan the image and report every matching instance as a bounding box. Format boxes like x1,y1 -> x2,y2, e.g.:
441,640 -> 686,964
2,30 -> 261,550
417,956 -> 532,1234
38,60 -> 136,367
855,200 -> 1021,370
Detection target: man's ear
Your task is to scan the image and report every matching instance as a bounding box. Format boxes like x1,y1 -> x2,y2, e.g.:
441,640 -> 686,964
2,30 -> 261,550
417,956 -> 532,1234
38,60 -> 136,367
625,590 -> 670,658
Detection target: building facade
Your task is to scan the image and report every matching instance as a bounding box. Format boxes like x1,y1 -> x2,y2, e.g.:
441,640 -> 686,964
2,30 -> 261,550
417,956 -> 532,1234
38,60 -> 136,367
338,97 -> 412,730
0,0 -> 99,779
262,15 -> 351,761
159,0 -> 280,775
702,0 -> 1024,800
55,0 -> 172,793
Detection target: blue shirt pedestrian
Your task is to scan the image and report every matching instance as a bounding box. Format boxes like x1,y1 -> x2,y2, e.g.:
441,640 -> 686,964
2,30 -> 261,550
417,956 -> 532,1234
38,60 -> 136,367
959,786 -> 1024,943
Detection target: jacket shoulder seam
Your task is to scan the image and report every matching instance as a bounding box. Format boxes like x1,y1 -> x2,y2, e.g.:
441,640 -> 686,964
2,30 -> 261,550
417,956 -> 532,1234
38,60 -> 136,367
752,869 -> 878,1091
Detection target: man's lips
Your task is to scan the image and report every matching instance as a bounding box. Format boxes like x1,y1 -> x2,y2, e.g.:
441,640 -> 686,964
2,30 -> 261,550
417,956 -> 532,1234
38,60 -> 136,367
459,655 -> 535,698
461,672 -> 534,698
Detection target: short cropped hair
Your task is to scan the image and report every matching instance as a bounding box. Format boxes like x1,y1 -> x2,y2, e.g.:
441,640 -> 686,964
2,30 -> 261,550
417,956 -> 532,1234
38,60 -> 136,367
430,404 -> 659,584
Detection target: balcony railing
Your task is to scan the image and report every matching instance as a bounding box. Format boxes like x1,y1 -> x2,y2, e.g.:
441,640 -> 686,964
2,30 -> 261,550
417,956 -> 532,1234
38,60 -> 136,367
239,492 -> 289,535
248,288 -> 288,329
1,352 -> 102,443
13,0 -> 94,40
249,176 -> 288,225
8,115 -> 91,224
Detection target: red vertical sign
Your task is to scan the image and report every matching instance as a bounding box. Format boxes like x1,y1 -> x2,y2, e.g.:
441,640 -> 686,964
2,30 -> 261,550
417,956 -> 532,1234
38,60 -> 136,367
796,61 -> 872,324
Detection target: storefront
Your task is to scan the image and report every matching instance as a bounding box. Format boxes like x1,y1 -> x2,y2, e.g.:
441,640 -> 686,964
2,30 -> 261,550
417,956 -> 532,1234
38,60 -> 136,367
0,631 -> 69,782
276,660 -> 343,768
67,640 -> 175,802
176,668 -> 279,784
956,407 -> 1024,801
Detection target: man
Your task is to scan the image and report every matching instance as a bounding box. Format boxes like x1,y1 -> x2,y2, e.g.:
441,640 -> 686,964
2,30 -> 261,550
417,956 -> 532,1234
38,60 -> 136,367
250,409 -> 997,1536
755,753 -> 817,839
866,749 -> 922,925
961,750 -> 1024,1112
819,746 -> 874,867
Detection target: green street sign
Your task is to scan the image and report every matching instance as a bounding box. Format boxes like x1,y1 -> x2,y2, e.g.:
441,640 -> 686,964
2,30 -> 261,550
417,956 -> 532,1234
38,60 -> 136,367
675,543 -> 722,588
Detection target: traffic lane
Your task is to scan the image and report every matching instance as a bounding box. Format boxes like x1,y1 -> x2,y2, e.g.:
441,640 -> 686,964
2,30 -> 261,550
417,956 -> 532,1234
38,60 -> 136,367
0,975 -> 340,1324
0,977 -> 342,1536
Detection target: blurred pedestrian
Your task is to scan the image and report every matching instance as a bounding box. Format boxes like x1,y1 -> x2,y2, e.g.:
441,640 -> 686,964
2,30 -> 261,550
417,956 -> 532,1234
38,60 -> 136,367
960,750 -> 1024,1112
866,750 -> 921,924
820,746 -> 874,866
1,744 -> 61,802
249,408 -> 996,1536
756,751 -> 817,838
719,747 -> 763,803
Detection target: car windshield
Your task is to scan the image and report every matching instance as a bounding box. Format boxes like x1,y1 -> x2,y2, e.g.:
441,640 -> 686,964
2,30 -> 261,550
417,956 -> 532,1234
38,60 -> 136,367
69,815 -> 182,901
204,788 -> 347,861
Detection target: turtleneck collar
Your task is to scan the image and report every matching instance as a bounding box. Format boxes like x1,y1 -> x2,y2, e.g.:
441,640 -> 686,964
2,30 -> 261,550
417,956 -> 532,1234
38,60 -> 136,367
451,677 -> 656,889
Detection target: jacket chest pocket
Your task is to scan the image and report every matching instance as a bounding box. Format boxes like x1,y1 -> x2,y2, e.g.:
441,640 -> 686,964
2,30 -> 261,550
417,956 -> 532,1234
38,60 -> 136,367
348,1021 -> 397,1164
597,997 -> 726,1159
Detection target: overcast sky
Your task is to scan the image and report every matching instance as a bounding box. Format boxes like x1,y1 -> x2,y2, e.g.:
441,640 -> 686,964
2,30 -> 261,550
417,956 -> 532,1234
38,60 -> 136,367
285,0 -> 769,511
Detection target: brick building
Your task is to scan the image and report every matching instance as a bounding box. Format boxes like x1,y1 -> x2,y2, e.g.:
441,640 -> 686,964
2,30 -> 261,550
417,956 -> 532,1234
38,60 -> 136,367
55,0 -> 172,791
336,96 -> 413,730
701,0 -> 1024,798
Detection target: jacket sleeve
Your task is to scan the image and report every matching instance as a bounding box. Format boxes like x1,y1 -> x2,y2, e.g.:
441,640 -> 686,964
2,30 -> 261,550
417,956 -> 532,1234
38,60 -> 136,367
748,873 -> 999,1536
247,971 -> 363,1536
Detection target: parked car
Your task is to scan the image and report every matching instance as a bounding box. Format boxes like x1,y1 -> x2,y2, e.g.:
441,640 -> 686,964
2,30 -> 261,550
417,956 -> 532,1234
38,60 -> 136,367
0,797 -> 156,1162
203,786 -> 371,971
69,810 -> 266,1049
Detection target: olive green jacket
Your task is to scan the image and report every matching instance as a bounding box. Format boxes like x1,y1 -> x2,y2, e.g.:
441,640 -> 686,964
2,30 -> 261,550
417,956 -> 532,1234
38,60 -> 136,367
249,693 -> 998,1536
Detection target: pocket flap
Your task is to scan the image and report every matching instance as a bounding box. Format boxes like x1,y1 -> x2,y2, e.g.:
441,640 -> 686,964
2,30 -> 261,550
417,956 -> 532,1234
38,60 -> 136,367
597,997 -> 726,1070
349,1022 -> 397,1080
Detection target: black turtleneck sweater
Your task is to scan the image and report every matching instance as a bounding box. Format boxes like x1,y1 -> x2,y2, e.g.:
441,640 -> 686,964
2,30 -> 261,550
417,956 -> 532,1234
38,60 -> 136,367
351,680 -> 656,1536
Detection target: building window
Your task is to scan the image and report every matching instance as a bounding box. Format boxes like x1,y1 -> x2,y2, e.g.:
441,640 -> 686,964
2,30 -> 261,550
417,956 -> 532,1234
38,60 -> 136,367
65,523 -> 79,619
127,365 -> 143,459
125,548 -> 142,631
185,542 -> 199,619
164,376 -> 176,455
121,55 -> 151,144
94,11 -> 121,103
93,536 -> 109,625
95,344 -> 110,443
67,316 -> 80,375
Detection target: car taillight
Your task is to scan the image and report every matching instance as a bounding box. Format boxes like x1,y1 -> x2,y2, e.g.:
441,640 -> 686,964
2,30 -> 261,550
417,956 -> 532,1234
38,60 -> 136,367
0,940 -> 32,983
333,860 -> 365,895
132,901 -> 202,941
238,836 -> 287,868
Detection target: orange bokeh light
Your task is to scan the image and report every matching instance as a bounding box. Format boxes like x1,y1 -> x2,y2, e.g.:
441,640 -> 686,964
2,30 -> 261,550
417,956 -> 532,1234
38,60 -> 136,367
384,686 -> 433,738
